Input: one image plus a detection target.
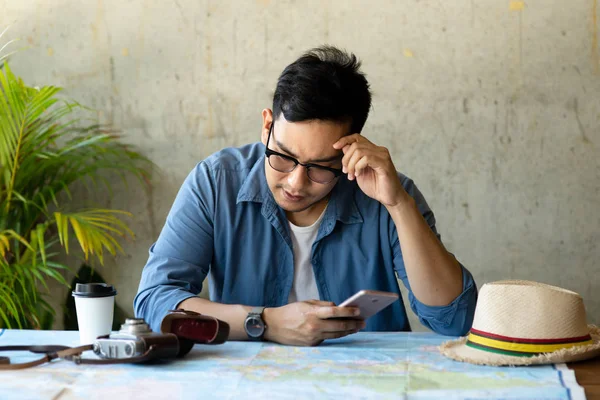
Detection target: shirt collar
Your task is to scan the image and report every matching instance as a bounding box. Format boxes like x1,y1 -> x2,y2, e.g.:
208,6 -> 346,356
236,147 -> 363,225
236,152 -> 272,204
325,175 -> 364,225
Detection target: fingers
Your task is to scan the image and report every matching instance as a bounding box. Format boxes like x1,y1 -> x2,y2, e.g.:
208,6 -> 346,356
332,133 -> 363,149
315,305 -> 360,319
319,329 -> 360,341
305,300 -> 336,307
320,318 -> 366,333
340,141 -> 365,172
344,147 -> 368,181
353,157 -> 370,178
279,302 -> 366,346
304,318 -> 365,346
341,143 -> 393,180
341,141 -> 359,169
343,145 -> 379,181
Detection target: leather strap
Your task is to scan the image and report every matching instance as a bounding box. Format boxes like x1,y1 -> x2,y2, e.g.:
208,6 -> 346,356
0,344 -> 160,370
251,306 -> 265,316
0,345 -> 77,370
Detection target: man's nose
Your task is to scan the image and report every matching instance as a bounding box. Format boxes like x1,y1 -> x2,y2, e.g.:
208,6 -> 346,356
287,165 -> 310,189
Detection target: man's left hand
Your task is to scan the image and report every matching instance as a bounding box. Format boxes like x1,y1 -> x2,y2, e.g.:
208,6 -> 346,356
333,134 -> 409,208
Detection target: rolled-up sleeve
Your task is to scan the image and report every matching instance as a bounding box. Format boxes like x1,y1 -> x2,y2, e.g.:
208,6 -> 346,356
393,175 -> 478,336
133,162 -> 215,332
407,263 -> 477,336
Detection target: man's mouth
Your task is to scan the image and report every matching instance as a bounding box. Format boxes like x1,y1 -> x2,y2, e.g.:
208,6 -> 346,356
282,189 -> 305,202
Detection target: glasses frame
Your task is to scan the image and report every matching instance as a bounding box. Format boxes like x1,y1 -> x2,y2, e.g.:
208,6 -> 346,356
264,123 -> 344,185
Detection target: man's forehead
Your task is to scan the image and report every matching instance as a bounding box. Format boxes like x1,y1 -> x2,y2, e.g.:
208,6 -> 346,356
273,121 -> 345,163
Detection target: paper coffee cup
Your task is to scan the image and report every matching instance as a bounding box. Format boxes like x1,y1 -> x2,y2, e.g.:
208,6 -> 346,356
72,283 -> 117,345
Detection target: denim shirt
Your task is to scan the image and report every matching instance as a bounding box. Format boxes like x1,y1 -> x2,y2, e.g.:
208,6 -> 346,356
134,142 -> 477,335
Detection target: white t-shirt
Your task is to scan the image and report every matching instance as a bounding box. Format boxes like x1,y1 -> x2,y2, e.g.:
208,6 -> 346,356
287,207 -> 327,303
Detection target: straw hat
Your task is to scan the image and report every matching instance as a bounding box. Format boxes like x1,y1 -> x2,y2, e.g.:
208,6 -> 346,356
440,280 -> 600,366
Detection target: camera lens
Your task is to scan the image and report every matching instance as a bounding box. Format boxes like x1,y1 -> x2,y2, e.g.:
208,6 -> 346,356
120,319 -> 151,335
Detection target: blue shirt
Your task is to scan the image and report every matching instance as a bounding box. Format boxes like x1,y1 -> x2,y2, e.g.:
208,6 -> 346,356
134,142 -> 478,335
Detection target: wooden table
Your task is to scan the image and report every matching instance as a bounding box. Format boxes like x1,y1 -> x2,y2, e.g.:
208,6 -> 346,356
570,358 -> 600,399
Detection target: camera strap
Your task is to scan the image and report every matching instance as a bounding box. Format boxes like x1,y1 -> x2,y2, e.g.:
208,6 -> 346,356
0,310 -> 231,371
0,344 -> 160,370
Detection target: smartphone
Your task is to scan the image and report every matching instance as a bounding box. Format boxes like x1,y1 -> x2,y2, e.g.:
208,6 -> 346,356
338,290 -> 399,319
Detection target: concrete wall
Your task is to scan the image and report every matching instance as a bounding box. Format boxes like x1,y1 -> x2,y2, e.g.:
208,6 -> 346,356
2,0 -> 599,331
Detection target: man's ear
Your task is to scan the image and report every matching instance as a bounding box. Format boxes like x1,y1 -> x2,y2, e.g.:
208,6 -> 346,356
261,109 -> 273,145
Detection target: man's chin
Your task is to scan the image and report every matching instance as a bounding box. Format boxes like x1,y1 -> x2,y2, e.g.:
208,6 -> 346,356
274,197 -> 314,213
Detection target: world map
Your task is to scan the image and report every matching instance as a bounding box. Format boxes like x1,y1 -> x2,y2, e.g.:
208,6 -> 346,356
0,330 -> 585,399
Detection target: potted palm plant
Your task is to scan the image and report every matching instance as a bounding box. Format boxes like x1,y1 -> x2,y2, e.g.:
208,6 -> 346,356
0,36 -> 153,329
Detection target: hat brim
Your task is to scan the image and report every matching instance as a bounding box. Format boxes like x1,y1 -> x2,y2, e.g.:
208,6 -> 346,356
440,325 -> 600,366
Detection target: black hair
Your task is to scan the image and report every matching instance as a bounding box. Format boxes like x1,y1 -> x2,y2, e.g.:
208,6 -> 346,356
272,45 -> 372,133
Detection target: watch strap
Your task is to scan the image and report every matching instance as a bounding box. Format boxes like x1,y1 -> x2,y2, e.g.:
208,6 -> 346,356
250,306 -> 265,317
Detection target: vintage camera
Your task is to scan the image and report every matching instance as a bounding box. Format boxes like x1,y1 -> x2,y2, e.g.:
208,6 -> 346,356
93,310 -> 230,362
93,319 -> 180,361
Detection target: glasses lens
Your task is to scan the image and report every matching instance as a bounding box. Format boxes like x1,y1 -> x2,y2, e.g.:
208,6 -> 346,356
268,154 -> 296,173
307,167 -> 336,184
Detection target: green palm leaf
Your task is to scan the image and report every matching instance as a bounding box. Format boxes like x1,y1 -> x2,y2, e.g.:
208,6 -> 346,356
0,61 -> 154,329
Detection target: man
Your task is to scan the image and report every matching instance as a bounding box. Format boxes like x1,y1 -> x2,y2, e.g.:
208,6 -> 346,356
134,46 -> 477,346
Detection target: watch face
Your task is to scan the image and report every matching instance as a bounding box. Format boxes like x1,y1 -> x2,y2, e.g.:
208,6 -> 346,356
245,316 -> 265,338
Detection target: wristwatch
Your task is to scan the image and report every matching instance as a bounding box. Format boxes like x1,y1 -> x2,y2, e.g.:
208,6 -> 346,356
244,307 -> 266,340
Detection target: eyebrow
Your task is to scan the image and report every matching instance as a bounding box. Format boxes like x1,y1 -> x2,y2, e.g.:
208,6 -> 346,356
275,139 -> 342,163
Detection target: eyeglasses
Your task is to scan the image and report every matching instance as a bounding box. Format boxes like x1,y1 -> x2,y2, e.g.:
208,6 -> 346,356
265,124 -> 343,185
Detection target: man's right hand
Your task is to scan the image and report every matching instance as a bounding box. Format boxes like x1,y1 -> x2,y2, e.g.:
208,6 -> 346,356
262,300 -> 366,346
